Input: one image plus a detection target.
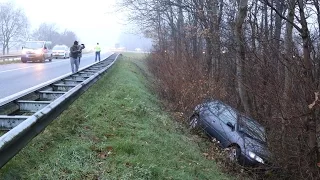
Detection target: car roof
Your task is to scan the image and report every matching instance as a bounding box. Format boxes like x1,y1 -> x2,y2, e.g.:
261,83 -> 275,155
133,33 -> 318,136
204,99 -> 264,126
202,99 -> 241,118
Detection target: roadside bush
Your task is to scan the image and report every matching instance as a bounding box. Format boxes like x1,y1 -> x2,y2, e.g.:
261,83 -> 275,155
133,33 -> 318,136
146,48 -> 320,179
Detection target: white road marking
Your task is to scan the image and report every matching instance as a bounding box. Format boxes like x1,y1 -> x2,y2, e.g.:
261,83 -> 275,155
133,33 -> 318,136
0,59 -> 71,74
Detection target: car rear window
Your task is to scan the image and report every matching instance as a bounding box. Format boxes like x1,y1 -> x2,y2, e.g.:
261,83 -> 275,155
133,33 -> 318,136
208,102 -> 237,124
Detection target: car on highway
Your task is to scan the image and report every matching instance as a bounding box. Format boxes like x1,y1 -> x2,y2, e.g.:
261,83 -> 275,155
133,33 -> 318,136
189,99 -> 271,167
52,45 -> 70,59
21,41 -> 53,63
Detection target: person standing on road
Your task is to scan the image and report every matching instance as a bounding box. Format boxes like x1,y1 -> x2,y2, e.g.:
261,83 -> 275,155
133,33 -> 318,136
70,41 -> 81,73
94,43 -> 101,61
78,43 -> 85,65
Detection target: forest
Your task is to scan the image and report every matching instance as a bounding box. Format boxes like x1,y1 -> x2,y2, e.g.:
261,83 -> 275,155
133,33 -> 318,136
120,0 -> 320,179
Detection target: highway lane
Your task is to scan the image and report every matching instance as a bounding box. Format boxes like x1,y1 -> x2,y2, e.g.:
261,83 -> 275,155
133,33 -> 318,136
0,52 -> 113,99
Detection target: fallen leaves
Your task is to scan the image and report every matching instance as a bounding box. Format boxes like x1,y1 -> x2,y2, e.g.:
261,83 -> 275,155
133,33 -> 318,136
92,146 -> 114,160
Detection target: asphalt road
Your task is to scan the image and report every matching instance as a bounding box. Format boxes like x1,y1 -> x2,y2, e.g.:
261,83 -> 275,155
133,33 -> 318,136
0,52 -> 113,99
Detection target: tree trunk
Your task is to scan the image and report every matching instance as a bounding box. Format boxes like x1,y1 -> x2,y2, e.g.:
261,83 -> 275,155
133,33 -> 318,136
235,0 -> 250,115
282,0 -> 295,150
205,37 -> 213,76
313,0 -> 320,38
298,0 -> 318,172
283,0 -> 295,104
274,0 -> 285,77
177,0 -> 183,61
191,16 -> 198,59
211,0 -> 221,74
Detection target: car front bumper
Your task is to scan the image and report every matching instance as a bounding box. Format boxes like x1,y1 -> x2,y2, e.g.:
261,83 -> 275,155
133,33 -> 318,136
239,153 -> 268,167
52,53 -> 66,58
21,54 -> 43,61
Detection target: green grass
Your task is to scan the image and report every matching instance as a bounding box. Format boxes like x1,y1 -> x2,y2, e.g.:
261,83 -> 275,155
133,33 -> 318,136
0,53 -> 230,180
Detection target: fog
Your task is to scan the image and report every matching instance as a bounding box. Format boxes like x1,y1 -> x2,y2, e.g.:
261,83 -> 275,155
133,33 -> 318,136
0,0 -> 152,53
117,31 -> 153,51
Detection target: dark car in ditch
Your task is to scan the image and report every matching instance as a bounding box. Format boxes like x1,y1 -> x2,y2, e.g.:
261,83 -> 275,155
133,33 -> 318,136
189,100 -> 271,166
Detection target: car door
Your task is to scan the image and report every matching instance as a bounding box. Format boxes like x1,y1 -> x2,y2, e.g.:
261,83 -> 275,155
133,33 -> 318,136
47,42 -> 52,58
214,107 -> 238,147
200,102 -> 225,143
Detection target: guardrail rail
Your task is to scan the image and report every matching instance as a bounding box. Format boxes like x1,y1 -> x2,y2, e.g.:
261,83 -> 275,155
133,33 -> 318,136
0,55 -> 21,62
0,53 -> 121,168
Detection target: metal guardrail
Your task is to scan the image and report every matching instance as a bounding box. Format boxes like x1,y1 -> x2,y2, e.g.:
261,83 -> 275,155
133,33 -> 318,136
0,54 -> 21,61
0,53 -> 121,168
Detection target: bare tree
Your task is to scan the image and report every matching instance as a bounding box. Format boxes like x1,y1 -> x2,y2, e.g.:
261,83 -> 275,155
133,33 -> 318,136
0,2 -> 29,54
32,23 -> 60,45
235,0 -> 250,114
59,30 -> 78,47
32,23 -> 78,46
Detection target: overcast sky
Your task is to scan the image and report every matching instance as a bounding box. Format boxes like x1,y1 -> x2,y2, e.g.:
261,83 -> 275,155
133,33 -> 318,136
1,0 -> 131,48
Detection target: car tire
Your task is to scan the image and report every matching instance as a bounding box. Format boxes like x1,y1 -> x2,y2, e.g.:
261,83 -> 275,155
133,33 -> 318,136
40,55 -> 45,63
189,115 -> 199,129
228,145 -> 241,163
21,58 -> 27,63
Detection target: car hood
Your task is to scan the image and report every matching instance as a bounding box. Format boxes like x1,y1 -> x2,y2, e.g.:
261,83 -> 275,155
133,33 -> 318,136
243,136 -> 271,161
23,48 -> 42,53
53,50 -> 66,52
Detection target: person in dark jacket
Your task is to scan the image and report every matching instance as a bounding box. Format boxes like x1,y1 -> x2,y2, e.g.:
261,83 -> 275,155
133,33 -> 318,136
78,43 -> 85,65
70,41 -> 81,73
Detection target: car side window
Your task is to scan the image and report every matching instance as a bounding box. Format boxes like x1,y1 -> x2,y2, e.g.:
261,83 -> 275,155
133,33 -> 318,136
45,42 -> 50,50
217,107 -> 237,125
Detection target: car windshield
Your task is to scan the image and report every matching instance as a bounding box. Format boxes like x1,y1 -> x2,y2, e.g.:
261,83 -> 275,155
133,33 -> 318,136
24,42 -> 44,49
53,46 -> 65,50
239,116 -> 266,143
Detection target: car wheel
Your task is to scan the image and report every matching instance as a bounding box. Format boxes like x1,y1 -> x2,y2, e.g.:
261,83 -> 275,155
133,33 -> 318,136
228,146 -> 240,163
40,56 -> 45,63
189,115 -> 199,129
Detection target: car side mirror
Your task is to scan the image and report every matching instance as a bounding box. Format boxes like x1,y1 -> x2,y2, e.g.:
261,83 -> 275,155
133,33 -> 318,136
44,47 -> 47,50
22,46 -> 24,49
227,122 -> 235,131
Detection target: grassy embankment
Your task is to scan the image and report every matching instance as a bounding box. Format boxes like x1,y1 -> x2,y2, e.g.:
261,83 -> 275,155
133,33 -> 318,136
0,53 -> 230,179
